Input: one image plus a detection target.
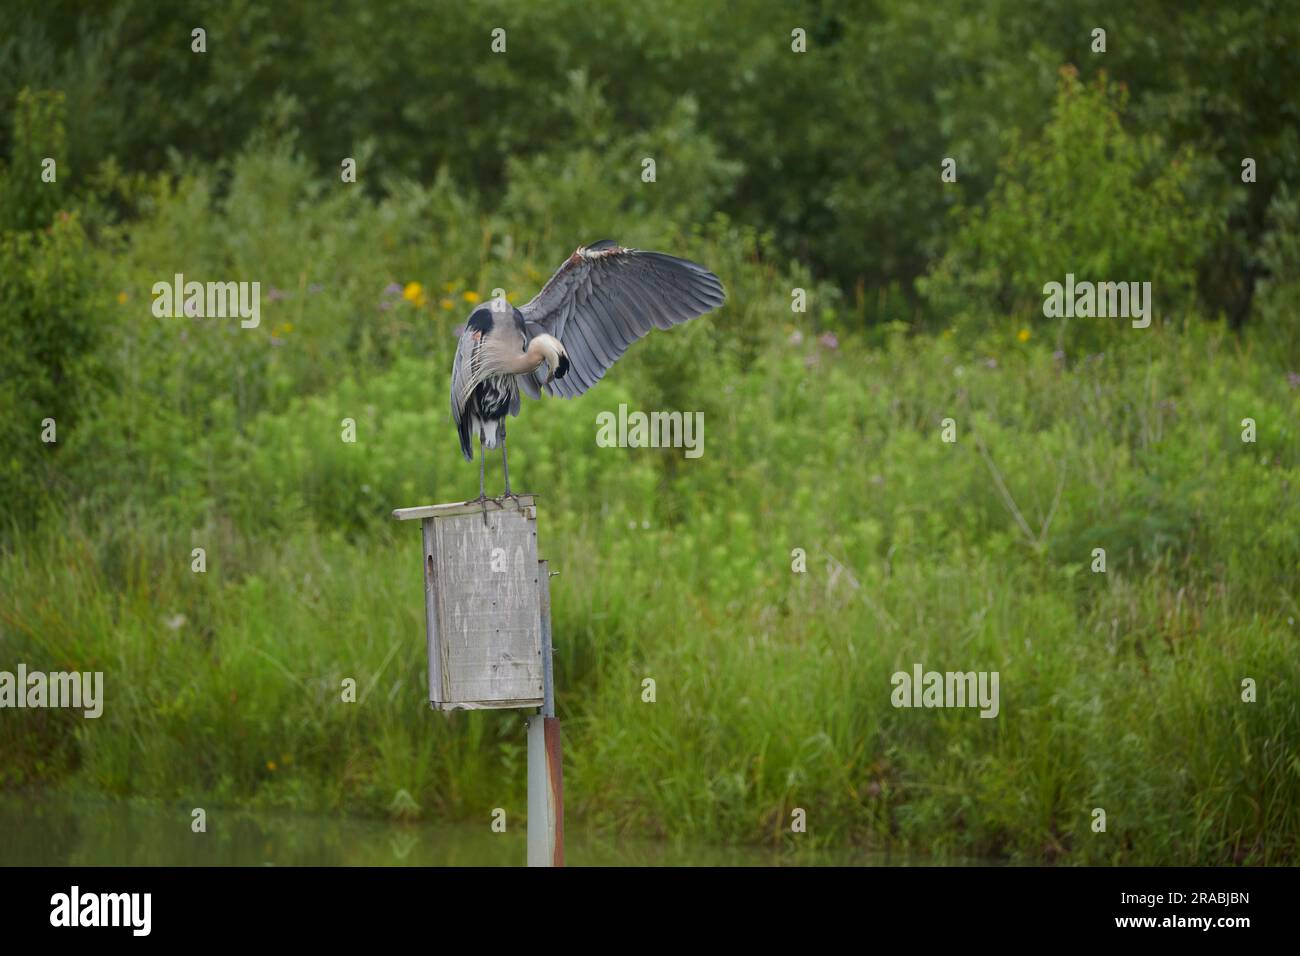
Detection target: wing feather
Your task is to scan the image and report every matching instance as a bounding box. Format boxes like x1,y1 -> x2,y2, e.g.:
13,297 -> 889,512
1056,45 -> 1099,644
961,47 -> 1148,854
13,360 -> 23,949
518,241 -> 726,398
449,332 -> 478,460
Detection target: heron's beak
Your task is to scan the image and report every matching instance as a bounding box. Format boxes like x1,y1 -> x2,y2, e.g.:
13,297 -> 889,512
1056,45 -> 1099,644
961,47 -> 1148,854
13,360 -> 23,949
543,352 -> 569,386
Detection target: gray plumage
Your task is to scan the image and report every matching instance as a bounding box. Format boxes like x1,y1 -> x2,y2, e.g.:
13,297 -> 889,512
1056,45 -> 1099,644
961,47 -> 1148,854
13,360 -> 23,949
449,239 -> 726,503
515,239 -> 727,400
450,307 -> 525,461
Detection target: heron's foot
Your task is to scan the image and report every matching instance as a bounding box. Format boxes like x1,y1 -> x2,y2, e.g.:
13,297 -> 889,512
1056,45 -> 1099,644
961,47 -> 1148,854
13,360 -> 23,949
467,492 -> 491,525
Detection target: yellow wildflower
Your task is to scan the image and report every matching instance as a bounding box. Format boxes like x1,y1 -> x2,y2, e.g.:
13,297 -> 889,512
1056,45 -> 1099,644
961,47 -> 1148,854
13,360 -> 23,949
440,297 -> 454,310
116,291 -> 128,305
463,291 -> 481,304
403,282 -> 427,307
266,761 -> 277,771
1017,328 -> 1031,343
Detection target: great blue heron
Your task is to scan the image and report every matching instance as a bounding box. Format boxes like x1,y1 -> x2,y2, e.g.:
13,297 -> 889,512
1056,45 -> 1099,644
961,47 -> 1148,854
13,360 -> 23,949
451,240 -> 726,512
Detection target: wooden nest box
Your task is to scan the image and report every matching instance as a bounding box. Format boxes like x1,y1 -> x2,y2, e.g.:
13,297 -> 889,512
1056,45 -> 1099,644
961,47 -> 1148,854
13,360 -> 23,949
392,496 -> 546,711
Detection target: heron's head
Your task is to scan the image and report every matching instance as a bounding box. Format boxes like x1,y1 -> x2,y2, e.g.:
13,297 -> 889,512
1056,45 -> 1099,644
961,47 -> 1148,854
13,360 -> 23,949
532,333 -> 569,385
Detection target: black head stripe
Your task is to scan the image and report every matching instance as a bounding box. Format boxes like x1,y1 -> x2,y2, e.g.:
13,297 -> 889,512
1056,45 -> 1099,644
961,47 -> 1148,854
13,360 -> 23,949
467,309 -> 493,334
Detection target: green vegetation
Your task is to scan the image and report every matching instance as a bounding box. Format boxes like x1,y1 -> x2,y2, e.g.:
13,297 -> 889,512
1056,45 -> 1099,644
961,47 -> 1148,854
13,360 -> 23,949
1,1 -> 1296,864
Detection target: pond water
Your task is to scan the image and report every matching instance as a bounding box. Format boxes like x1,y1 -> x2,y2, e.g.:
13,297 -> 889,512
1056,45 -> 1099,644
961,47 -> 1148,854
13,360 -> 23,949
0,795 -> 977,866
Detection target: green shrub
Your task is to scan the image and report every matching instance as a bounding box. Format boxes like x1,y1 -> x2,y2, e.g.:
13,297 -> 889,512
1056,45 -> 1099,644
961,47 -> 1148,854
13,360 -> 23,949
1252,185 -> 1300,369
0,88 -> 67,231
0,88 -> 105,537
918,70 -> 1221,353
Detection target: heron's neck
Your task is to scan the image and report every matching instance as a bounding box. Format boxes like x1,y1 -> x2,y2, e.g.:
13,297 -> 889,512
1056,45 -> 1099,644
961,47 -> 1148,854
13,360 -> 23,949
499,335 -> 560,375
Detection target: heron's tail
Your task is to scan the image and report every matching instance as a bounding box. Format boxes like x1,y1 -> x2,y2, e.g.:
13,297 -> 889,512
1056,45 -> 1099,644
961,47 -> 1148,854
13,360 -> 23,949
457,414 -> 474,462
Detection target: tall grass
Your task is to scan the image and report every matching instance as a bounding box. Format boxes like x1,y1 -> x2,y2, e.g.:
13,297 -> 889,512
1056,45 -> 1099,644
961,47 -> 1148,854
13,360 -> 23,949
2,81 -> 1297,861
3,284 -> 1296,861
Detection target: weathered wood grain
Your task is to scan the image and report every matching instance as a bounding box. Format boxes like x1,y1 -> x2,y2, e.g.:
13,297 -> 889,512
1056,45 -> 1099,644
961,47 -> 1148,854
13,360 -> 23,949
421,517 -> 444,706
393,495 -> 537,522
406,497 -> 545,710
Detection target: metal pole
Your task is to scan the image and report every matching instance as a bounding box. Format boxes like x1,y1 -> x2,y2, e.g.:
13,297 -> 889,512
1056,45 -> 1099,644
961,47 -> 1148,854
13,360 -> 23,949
540,561 -> 556,718
528,560 -> 564,866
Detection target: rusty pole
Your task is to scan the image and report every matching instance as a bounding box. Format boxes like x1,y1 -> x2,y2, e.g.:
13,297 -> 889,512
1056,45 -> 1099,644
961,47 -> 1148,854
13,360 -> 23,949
528,560 -> 564,866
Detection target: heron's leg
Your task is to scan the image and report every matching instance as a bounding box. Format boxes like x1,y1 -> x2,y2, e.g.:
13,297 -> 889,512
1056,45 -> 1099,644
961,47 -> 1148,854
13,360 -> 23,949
477,434 -> 488,525
466,434 -> 489,505
500,431 -> 516,500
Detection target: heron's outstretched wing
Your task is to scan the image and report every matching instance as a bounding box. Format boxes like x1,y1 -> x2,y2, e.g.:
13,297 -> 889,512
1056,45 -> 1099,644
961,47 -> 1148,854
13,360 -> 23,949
517,240 -> 726,398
